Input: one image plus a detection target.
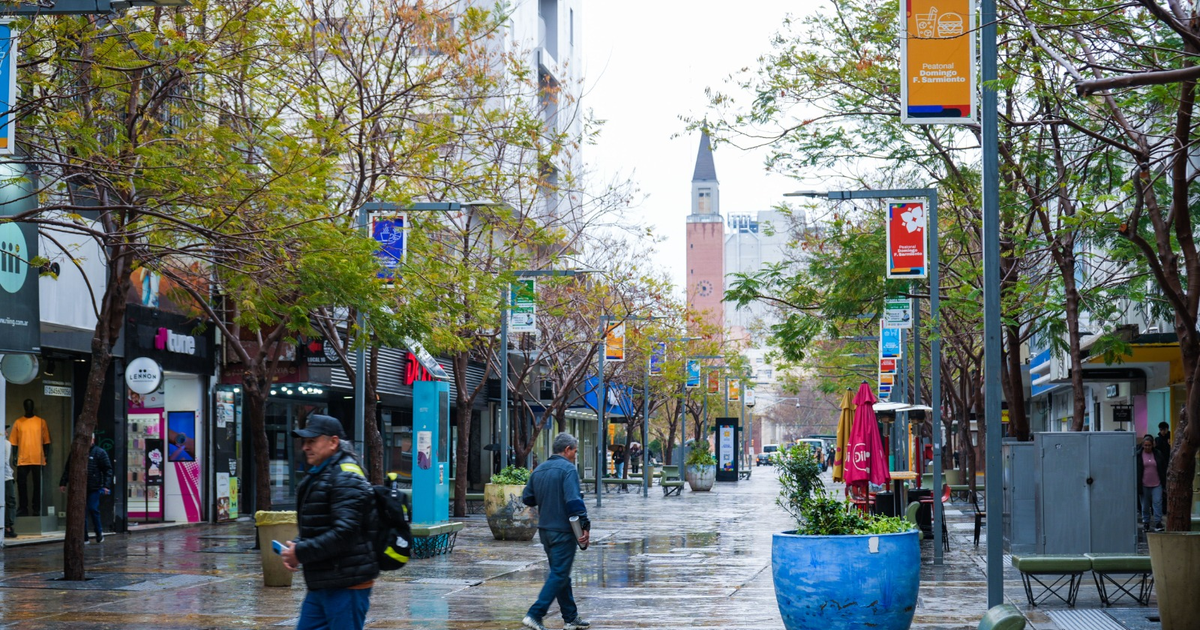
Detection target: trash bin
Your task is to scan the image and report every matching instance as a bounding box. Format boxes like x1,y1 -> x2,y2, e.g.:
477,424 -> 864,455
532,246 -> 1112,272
873,491 -> 897,517
255,510 -> 298,587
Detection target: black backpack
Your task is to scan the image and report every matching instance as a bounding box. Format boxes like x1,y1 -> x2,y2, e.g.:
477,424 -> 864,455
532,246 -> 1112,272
371,472 -> 414,571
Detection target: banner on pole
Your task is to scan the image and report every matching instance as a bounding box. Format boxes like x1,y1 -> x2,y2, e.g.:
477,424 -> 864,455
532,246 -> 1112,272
686,359 -> 701,389
880,325 -> 903,359
901,0 -> 976,124
886,200 -> 928,279
880,357 -> 898,374
509,279 -> 536,333
706,371 -> 720,395
883,297 -> 913,329
604,323 -> 625,362
370,212 -> 407,285
0,21 -> 16,155
728,379 -> 741,402
650,342 -> 666,376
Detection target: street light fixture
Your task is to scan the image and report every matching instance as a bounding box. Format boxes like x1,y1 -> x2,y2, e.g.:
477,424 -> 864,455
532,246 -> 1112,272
785,186 -> 947,566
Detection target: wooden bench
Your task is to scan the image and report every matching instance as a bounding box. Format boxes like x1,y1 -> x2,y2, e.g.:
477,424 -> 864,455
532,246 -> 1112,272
660,465 -> 684,497
1012,555 -> 1091,607
410,521 -> 464,559
977,604 -> 1025,630
602,478 -> 641,493
1085,553 -> 1153,607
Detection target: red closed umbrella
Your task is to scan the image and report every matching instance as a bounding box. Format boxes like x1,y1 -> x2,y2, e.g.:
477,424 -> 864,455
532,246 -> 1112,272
844,382 -> 890,487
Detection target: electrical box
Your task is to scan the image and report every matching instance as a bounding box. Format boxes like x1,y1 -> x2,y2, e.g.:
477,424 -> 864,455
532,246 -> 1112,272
1033,431 -> 1136,555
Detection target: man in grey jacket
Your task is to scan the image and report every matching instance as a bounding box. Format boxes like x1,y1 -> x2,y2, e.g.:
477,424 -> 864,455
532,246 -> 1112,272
521,433 -> 590,630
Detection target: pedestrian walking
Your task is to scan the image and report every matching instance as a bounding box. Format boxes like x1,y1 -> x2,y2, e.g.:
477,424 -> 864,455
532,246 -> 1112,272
3,427 -> 15,538
280,415 -> 378,630
629,442 -> 641,475
58,434 -> 112,544
1136,434 -> 1167,532
612,444 -> 625,478
520,432 -> 590,630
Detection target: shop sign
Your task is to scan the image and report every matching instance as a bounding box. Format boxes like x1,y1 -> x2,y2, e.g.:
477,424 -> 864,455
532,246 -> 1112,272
0,160 -> 39,354
155,327 -> 196,355
404,352 -> 433,385
901,0 -> 976,124
126,357 -> 163,395
300,335 -> 341,366
44,381 -> 72,397
886,200 -> 927,279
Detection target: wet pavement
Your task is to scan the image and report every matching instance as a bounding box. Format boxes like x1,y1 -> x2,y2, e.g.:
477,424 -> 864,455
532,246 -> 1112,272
0,467 -> 1162,629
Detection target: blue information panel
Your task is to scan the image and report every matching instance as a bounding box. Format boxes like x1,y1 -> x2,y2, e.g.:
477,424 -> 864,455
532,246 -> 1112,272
411,380 -> 450,525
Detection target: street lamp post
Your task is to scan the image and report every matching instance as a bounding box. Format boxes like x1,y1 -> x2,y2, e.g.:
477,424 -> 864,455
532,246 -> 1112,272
499,269 -> 592,474
640,336 -> 700,497
356,201 -> 461,470
595,314 -> 659,507
786,187 -> 944,565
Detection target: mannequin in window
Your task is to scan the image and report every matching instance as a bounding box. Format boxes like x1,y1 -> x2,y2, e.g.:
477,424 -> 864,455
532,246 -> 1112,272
8,400 -> 51,517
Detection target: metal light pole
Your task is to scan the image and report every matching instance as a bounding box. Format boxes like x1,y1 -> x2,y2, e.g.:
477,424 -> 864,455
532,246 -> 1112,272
357,202 -> 460,467
595,314 -> 659,507
499,269 -> 591,474
786,187 -> 943,564
641,337 -> 700,497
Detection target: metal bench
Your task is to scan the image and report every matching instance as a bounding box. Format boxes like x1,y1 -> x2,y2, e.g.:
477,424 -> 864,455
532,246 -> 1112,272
410,521 -> 464,559
738,468 -> 752,480
602,478 -> 640,493
660,465 -> 684,496
1012,554 -> 1091,607
1085,553 -> 1154,607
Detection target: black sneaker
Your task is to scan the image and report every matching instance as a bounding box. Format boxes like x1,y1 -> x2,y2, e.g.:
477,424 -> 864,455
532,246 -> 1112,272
564,619 -> 591,630
4,528 -> 16,538
1154,524 -> 1165,532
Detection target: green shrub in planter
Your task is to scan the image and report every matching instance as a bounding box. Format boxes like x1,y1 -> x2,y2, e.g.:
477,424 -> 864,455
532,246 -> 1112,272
685,441 -> 716,466
490,465 -> 531,485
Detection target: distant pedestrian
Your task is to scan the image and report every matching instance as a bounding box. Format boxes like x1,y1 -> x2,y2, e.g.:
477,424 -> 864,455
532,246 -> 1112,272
629,442 -> 642,474
3,427 -> 15,538
280,415 -> 378,630
1136,434 -> 1167,532
521,432 -> 590,630
612,444 -> 625,478
58,434 -> 112,544
1155,422 -> 1171,460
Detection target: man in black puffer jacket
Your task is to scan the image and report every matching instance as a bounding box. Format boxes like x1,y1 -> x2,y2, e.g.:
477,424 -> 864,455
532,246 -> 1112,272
281,415 -> 378,630
58,434 -> 112,544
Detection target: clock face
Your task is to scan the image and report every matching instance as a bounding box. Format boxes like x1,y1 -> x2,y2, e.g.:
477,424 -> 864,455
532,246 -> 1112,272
697,280 -> 714,297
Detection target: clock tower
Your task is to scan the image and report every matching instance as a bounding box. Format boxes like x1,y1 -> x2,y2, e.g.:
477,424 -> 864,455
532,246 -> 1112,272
686,132 -> 724,336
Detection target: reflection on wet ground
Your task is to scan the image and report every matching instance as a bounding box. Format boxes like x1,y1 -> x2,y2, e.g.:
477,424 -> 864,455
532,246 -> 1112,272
0,467 -> 1158,629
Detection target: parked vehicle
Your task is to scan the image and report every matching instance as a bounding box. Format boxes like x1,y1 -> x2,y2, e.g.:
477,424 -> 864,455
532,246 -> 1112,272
756,444 -> 780,466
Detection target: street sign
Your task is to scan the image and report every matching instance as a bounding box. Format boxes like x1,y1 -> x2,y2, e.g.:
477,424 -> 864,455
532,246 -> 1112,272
883,297 -> 913,329
509,279 -> 536,333
901,0 -> 976,124
886,200 -> 927,279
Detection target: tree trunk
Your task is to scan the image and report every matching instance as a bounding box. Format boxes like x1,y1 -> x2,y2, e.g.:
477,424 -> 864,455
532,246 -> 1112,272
453,401 -> 470,517
242,371 -> 272,513
1063,262 -> 1088,432
63,258 -> 131,581
364,346 -> 383,484
1003,323 -> 1030,440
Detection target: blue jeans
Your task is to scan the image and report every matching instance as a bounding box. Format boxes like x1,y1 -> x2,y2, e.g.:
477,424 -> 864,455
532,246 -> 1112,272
1141,485 -> 1163,527
296,587 -> 371,630
528,529 -> 579,623
86,489 -> 102,539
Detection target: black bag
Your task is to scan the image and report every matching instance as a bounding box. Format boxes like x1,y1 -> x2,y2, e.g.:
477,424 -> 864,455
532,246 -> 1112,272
371,472 -> 414,571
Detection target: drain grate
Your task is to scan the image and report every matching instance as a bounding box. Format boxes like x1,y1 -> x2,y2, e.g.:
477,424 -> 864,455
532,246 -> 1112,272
1047,609 -> 1124,630
411,578 -> 482,586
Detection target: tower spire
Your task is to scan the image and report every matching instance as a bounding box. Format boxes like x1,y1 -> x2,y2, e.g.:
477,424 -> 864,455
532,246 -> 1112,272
692,131 -> 717,182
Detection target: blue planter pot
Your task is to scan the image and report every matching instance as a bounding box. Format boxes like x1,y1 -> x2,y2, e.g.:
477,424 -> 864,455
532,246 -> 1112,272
772,530 -> 920,630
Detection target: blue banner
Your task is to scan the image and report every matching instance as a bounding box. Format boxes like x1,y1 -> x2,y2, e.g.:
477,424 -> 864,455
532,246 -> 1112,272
650,342 -> 666,375
880,326 -> 902,359
371,213 -> 407,284
685,359 -> 701,389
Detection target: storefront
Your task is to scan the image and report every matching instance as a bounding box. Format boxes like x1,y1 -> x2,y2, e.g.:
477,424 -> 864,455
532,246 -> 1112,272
123,304 -> 215,526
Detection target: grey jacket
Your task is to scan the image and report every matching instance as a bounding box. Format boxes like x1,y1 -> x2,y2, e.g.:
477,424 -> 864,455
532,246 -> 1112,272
522,455 -> 587,533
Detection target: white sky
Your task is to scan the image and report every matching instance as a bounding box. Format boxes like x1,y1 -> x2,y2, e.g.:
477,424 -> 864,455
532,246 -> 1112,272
582,1 -> 820,295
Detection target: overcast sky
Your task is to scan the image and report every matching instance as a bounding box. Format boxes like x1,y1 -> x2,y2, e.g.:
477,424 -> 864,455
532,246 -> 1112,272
582,1 -> 820,296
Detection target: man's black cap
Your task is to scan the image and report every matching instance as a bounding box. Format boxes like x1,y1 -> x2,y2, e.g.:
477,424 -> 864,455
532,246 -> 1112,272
292,414 -> 346,439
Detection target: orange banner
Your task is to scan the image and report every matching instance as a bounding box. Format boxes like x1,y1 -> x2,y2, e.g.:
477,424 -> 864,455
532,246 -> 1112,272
901,0 -> 975,124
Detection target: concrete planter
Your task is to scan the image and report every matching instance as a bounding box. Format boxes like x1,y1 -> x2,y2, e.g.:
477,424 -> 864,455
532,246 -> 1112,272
686,464 -> 715,491
484,483 -> 538,541
772,530 -> 920,630
1148,531 -> 1200,630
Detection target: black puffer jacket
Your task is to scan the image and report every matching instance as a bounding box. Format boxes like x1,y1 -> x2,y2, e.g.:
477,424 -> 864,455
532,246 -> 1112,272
294,448 -> 379,590
59,444 -> 113,492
